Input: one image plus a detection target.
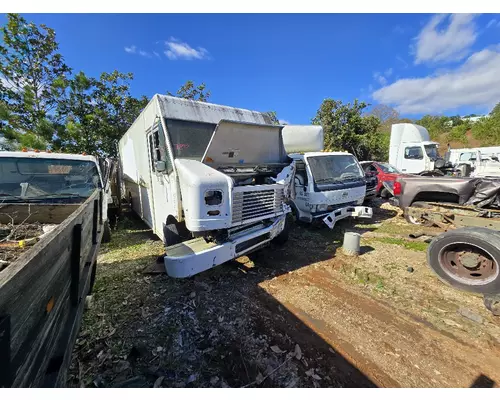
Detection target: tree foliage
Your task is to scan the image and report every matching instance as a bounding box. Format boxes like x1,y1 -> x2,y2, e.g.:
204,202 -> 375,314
312,99 -> 385,160
264,111 -> 280,125
491,102 -> 500,117
0,14 -> 154,156
471,112 -> 500,146
0,13 -> 71,148
167,80 -> 211,102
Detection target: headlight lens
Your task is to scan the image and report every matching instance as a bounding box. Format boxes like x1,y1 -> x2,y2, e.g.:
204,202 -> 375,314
205,190 -> 223,206
317,204 -> 328,212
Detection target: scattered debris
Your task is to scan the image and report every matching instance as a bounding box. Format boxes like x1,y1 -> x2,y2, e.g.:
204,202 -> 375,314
270,345 -> 286,354
294,344 -> 302,360
153,376 -> 164,388
210,376 -> 220,386
458,308 -> 483,324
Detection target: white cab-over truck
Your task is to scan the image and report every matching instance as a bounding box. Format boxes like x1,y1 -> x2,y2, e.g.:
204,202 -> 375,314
118,95 -> 294,278
281,125 -> 372,229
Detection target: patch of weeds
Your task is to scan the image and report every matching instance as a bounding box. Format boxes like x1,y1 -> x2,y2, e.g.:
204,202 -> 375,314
375,279 -> 385,292
382,262 -> 401,272
366,237 -> 428,252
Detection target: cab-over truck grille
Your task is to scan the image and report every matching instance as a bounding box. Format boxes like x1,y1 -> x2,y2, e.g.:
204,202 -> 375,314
232,184 -> 285,226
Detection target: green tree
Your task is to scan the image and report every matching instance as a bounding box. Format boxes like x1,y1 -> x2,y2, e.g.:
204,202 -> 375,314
490,102 -> 500,117
56,71 -> 148,156
167,80 -> 211,102
471,113 -> 500,146
311,98 -> 382,160
0,13 -> 71,148
264,111 -> 280,125
415,115 -> 449,140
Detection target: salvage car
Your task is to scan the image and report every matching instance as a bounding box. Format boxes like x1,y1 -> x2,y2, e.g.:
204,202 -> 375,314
360,161 -> 410,198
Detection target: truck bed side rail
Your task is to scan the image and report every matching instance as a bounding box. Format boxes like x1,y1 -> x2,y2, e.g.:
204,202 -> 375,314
0,189 -> 105,387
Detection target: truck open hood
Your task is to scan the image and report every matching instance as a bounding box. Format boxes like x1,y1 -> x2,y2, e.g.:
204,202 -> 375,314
202,120 -> 288,165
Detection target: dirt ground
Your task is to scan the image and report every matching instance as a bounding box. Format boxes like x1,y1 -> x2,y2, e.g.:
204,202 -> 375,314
68,199 -> 500,388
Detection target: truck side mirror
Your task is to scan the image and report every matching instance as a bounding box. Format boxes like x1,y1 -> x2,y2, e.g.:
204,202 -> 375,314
156,160 -> 166,172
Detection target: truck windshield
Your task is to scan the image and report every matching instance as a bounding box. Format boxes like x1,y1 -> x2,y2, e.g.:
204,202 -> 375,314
165,118 -> 217,160
0,157 -> 100,202
424,145 -> 439,160
307,155 -> 364,183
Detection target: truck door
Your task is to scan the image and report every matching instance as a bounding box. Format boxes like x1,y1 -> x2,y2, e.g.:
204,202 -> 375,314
147,123 -> 175,239
401,145 -> 425,174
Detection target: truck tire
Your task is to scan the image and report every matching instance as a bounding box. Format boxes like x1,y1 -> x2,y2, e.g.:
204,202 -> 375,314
380,188 -> 391,199
427,227 -> 500,294
164,222 -> 182,247
404,201 -> 433,226
271,217 -> 290,246
102,220 -> 111,243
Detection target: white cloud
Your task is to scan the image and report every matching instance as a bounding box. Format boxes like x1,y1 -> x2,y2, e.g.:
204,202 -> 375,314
373,71 -> 387,86
124,45 -> 137,54
278,119 -> 289,125
164,37 -> 209,60
124,45 -> 159,59
139,50 -> 152,58
372,45 -> 500,114
486,19 -> 498,29
384,68 -> 393,77
414,14 -> 479,64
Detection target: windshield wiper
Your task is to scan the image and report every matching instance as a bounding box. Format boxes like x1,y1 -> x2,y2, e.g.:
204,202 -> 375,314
315,178 -> 342,183
0,194 -> 24,200
30,193 -> 88,199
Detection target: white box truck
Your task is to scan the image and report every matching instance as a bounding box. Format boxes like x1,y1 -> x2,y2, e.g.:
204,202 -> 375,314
281,125 -> 372,229
118,95 -> 295,278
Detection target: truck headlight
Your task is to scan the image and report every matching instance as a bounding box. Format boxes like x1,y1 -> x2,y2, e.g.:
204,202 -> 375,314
205,190 -> 223,206
317,204 -> 328,212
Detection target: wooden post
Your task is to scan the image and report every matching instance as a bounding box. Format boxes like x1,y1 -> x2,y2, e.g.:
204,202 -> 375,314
70,225 -> 82,307
98,191 -> 103,225
92,200 -> 98,245
0,315 -> 12,388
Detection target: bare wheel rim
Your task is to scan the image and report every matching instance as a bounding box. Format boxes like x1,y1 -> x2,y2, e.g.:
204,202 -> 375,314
438,242 -> 499,285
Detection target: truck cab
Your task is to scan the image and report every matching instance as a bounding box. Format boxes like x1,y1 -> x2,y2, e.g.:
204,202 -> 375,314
389,123 -> 440,174
282,125 -> 372,229
0,151 -> 112,237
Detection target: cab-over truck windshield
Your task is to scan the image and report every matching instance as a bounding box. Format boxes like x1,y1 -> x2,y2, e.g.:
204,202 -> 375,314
307,154 -> 364,183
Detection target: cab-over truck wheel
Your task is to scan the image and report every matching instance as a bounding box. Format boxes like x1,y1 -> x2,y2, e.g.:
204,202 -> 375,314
427,227 -> 500,294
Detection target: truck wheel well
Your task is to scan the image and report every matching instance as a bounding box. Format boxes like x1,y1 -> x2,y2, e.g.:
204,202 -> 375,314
412,191 -> 460,205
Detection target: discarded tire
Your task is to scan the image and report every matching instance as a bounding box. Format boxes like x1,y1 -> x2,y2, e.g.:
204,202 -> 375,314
427,227 -> 500,294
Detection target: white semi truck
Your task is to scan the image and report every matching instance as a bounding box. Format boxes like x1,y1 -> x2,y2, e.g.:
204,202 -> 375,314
118,95 -> 295,278
389,123 -> 441,174
281,125 -> 372,229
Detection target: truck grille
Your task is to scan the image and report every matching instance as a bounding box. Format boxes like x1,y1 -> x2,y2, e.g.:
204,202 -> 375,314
232,185 -> 285,226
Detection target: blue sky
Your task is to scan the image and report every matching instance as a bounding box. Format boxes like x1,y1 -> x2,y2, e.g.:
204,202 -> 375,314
3,13 -> 500,123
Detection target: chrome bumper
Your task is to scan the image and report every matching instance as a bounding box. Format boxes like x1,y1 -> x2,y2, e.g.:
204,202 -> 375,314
322,206 -> 373,229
